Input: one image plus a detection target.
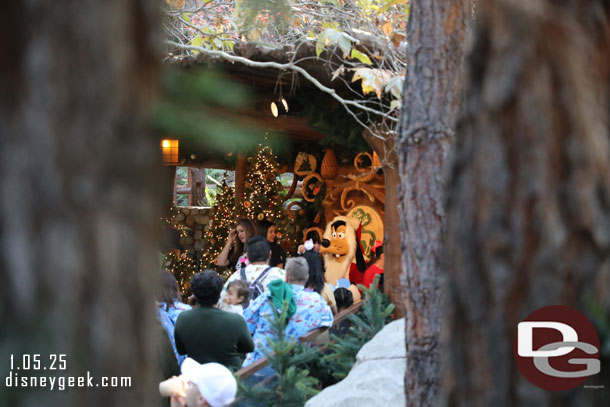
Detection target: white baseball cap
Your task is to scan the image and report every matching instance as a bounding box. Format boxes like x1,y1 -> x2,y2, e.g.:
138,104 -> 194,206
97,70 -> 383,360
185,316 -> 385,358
180,358 -> 237,407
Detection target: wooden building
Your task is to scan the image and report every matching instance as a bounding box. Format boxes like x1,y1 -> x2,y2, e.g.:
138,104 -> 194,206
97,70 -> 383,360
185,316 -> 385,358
163,41 -> 404,313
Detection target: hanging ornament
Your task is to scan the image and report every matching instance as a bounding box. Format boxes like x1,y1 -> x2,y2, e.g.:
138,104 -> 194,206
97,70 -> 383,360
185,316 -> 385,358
294,152 -> 317,176
302,173 -> 324,202
244,201 -> 251,208
257,213 -> 265,221
320,149 -> 339,180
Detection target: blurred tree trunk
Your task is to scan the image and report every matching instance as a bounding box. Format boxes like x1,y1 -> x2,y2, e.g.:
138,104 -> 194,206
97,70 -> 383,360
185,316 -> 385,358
443,1 -> 610,406
0,1 -> 161,406
398,0 -> 469,406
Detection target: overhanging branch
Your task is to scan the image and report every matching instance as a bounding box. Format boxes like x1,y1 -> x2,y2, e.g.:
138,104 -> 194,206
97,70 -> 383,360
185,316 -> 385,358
165,41 -> 400,129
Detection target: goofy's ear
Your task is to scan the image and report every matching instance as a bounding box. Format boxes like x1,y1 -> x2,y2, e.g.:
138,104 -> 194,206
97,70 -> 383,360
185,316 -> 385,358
355,224 -> 366,272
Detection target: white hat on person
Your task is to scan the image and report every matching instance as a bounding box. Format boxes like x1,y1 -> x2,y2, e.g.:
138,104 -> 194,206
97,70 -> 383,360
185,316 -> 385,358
180,358 -> 237,407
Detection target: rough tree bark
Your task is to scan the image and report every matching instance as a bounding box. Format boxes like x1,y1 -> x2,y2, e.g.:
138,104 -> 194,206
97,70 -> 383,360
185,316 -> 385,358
399,0 -> 469,405
443,1 -> 610,406
0,1 -> 161,406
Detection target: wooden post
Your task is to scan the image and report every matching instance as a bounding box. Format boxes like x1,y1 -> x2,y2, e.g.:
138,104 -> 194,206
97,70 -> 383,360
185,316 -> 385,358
363,131 -> 404,318
162,166 -> 177,208
234,153 -> 247,210
189,168 -> 206,206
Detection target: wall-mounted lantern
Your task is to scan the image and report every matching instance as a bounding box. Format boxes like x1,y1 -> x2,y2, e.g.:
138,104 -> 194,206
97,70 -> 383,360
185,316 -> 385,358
161,139 -> 179,165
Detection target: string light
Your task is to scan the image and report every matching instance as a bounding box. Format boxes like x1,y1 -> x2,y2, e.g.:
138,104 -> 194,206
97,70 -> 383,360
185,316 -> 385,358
239,145 -> 289,240
200,179 -> 236,278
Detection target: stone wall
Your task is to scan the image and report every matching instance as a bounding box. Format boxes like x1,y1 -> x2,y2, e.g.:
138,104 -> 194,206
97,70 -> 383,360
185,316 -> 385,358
170,206 -> 211,260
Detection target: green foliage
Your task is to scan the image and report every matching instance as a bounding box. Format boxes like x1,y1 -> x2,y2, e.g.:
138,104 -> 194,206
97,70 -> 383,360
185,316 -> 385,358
164,0 -> 409,141
238,302 -> 320,407
233,0 -> 293,37
154,68 -> 282,160
238,278 -> 394,406
297,91 -> 369,161
308,276 -> 394,384
316,28 -> 356,58
175,167 -> 189,206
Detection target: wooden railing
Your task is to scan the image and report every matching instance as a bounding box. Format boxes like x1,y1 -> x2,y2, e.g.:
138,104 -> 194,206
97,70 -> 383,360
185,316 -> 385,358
236,301 -> 363,380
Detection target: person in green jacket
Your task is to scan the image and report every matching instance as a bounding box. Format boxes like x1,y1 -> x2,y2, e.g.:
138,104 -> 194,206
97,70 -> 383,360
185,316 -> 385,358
174,271 -> 254,371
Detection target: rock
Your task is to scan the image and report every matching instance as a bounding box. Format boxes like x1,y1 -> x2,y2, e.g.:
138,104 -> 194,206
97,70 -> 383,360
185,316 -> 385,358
194,240 -> 205,251
181,208 -> 191,216
185,215 -> 195,228
182,237 -> 194,246
194,230 -> 203,240
356,317 -> 405,362
305,318 -> 405,407
195,215 -> 209,225
174,213 -> 185,222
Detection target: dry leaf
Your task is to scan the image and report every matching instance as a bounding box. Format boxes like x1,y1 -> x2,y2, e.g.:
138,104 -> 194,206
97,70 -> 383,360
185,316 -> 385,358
382,21 -> 392,37
391,33 -> 405,48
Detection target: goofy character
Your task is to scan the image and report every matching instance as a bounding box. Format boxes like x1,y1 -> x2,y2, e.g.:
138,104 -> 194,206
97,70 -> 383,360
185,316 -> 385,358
320,216 -> 367,302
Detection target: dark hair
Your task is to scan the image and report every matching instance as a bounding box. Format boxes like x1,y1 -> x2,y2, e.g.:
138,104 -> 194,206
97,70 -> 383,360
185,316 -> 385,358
367,243 -> 384,268
230,219 -> 255,264
246,235 -> 271,263
302,251 -> 324,293
334,288 -> 353,312
304,230 -> 321,244
190,271 -> 224,307
159,271 -> 180,311
227,280 -> 250,304
257,219 -> 274,240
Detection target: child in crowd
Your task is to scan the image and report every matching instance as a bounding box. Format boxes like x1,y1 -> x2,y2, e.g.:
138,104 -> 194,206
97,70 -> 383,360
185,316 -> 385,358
332,288 -> 354,336
297,230 -> 322,254
334,287 -> 354,313
218,280 -> 249,317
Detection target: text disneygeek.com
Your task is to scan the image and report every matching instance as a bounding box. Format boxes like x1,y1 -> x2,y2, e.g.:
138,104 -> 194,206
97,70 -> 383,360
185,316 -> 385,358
3,354 -> 131,391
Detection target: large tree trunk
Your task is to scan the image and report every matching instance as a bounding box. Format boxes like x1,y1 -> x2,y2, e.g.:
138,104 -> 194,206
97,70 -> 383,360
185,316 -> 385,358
443,1 -> 610,406
0,2 -> 161,406
399,0 -> 469,405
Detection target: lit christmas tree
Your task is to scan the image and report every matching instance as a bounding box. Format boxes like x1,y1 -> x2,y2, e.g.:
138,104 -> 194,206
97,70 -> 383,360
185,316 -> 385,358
160,209 -> 199,296
239,145 -> 288,236
163,252 -> 199,298
201,180 -> 236,275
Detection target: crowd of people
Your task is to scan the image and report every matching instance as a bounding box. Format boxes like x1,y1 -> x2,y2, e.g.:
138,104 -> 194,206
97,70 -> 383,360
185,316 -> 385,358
157,218 -> 384,406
